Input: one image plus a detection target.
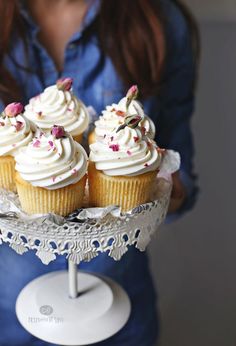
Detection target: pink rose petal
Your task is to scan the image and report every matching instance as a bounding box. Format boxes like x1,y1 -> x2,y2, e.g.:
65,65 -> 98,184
109,144 -> 119,152
14,121 -> 23,132
51,125 -> 65,139
33,139 -> 41,148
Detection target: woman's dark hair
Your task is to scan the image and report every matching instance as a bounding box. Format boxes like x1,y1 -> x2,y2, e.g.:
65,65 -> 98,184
0,0 -> 199,104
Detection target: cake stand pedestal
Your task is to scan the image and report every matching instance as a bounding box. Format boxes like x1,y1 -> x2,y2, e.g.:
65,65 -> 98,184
16,261 -> 131,345
0,176 -> 172,345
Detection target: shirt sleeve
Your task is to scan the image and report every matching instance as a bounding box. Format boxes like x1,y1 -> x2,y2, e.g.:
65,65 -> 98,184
157,2 -> 199,221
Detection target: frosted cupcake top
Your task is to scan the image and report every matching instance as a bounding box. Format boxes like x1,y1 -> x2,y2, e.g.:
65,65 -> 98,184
24,78 -> 89,137
94,86 -> 155,140
90,113 -> 162,177
0,103 -> 33,156
15,126 -> 88,190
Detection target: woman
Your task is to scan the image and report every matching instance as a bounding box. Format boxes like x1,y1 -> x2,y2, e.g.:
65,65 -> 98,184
0,0 -> 198,345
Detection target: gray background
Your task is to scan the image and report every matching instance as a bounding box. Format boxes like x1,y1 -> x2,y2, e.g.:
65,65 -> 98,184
149,2 -> 236,346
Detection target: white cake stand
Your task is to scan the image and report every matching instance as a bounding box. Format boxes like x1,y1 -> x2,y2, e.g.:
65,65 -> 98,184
16,260 -> 131,345
0,176 -> 172,345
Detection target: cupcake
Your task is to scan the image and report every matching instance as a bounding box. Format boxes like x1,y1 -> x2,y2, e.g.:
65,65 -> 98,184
0,102 -> 33,192
89,111 -> 162,212
15,126 -> 88,216
88,85 -> 155,145
24,78 -> 89,143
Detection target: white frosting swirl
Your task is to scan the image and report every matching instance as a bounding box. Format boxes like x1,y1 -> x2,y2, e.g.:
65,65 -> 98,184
24,85 -> 89,137
0,114 -> 33,156
90,126 -> 161,176
95,97 -> 155,140
15,132 -> 88,190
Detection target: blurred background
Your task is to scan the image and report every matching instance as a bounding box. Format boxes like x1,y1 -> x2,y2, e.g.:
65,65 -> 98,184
149,1 -> 236,345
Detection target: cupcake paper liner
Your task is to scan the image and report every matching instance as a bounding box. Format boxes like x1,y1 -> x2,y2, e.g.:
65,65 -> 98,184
88,130 -> 96,145
88,163 -> 157,212
16,173 -> 87,216
0,155 -> 16,192
73,133 -> 83,144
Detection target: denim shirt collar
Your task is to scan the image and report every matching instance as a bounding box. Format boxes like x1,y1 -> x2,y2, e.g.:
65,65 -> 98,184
20,0 -> 100,43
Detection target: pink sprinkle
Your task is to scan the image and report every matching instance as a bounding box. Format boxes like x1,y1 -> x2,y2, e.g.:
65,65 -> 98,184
52,176 -> 56,182
48,140 -> 54,148
127,150 -> 132,156
33,139 -> 41,148
67,108 -> 72,112
116,110 -> 125,117
37,111 -> 42,118
144,163 -> 149,167
14,121 -> 23,132
39,132 -> 44,137
133,136 -> 139,142
12,144 -> 16,147
109,144 -> 119,152
72,168 -> 77,175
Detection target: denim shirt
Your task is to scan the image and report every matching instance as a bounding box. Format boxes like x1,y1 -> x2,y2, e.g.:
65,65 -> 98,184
0,1 -> 198,345
3,0 -> 198,216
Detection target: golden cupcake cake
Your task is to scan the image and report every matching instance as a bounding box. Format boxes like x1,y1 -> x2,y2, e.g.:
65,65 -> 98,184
89,88 -> 162,212
15,126 -> 88,216
0,102 -> 33,192
24,78 -> 89,143
88,85 -> 155,145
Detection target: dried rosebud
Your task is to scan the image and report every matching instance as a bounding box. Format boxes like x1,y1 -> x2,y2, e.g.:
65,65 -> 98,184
126,85 -> 139,110
115,123 -> 126,133
5,102 -> 23,117
116,114 -> 142,133
56,77 -> 73,91
125,115 -> 142,128
51,125 -> 66,139
126,85 -> 138,100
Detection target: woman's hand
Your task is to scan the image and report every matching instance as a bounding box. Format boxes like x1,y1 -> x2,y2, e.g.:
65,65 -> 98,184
168,171 -> 186,213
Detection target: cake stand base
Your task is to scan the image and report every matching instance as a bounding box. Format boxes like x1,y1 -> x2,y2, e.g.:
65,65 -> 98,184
16,271 -> 131,345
